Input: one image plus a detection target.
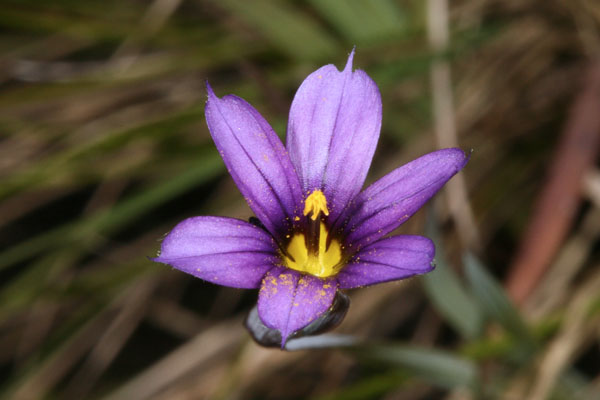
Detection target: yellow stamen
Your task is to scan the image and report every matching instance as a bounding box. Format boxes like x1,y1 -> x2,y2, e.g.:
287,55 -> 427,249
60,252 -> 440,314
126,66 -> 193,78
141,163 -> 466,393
303,190 -> 329,221
283,221 -> 343,277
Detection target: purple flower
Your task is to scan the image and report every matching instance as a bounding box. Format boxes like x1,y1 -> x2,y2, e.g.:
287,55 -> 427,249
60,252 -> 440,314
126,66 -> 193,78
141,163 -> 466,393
153,51 -> 468,347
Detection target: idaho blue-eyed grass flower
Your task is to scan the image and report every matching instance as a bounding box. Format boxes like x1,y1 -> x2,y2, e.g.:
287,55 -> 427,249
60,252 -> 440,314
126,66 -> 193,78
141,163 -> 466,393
152,50 -> 468,347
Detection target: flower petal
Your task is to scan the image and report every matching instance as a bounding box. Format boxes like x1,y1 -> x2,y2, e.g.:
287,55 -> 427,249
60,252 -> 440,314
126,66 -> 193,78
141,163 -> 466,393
340,148 -> 468,249
257,267 -> 337,346
153,216 -> 279,289
338,235 -> 435,289
205,85 -> 303,240
286,50 -> 382,220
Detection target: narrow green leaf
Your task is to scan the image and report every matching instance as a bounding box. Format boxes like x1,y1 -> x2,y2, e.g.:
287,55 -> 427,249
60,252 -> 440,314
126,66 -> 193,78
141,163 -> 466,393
463,253 -> 534,348
354,345 -> 478,389
423,261 -> 484,339
216,0 -> 338,61
309,0 -> 405,44
422,210 -> 484,339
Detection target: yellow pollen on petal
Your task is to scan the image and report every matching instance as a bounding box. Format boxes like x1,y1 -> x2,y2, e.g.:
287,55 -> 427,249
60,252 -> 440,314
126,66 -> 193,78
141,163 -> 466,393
303,190 -> 329,220
283,221 -> 343,278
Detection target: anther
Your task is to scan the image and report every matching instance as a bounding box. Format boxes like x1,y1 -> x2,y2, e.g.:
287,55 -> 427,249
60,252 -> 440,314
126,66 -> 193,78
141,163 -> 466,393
303,190 -> 329,220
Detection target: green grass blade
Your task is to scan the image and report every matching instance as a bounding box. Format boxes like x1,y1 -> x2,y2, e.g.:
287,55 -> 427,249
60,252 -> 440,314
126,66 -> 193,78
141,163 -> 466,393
422,211 -> 484,339
353,344 -> 478,390
216,0 -> 338,60
463,252 -> 535,350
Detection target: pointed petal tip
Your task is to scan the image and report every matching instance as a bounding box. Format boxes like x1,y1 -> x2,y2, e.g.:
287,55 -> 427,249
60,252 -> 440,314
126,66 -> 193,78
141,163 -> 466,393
344,47 -> 356,72
151,256 -> 174,266
429,259 -> 437,271
205,81 -> 217,102
438,147 -> 471,169
455,147 -> 471,167
445,146 -> 467,156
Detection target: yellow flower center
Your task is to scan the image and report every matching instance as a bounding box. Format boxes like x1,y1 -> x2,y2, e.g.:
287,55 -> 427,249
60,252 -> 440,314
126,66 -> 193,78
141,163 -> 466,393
284,221 -> 343,277
283,190 -> 343,278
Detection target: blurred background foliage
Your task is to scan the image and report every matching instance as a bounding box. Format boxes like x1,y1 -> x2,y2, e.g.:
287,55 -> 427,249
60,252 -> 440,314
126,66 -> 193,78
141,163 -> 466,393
1,0 -> 600,399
